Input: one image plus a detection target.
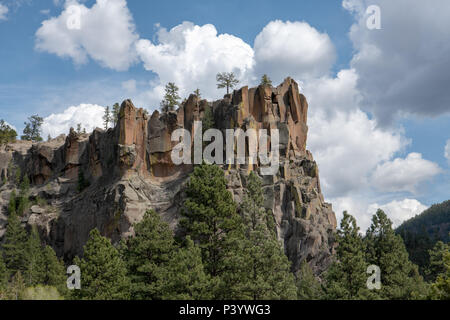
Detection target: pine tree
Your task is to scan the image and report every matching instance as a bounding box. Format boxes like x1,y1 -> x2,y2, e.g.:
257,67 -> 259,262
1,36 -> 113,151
42,246 -> 67,295
365,209 -> 427,300
2,212 -> 28,275
222,172 -> 297,299
103,106 -> 111,130
426,241 -> 449,282
0,119 -> 17,144
260,74 -> 272,86
296,260 -> 324,300
24,226 -> 45,286
325,212 -> 370,300
180,163 -> 241,278
160,82 -> 181,113
0,253 -> 8,290
124,210 -> 175,300
8,190 -> 16,215
112,103 -> 120,126
430,250 -> 450,299
158,237 -> 212,300
74,229 -> 130,300
216,72 -> 239,95
21,115 -> 43,142
6,271 -> 25,300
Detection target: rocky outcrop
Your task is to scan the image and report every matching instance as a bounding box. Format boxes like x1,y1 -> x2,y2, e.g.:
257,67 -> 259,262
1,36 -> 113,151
0,78 -> 336,275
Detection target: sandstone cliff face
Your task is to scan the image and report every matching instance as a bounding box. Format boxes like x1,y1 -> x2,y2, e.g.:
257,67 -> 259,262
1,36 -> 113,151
0,78 -> 336,275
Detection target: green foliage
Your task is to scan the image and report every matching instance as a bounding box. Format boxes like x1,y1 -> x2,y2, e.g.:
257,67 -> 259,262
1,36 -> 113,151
103,106 -> 111,130
24,226 -> 45,286
112,103 -> 120,126
0,119 -> 17,144
5,271 -> 25,300
0,254 -> 8,290
426,241 -> 450,282
2,212 -> 28,275
222,172 -> 296,299
260,74 -> 272,86
8,190 -> 17,215
160,82 -> 181,113
42,246 -> 67,295
180,163 -> 241,278
430,249 -> 450,299
21,285 -> 64,300
296,260 -> 324,300
216,72 -> 239,94
124,210 -> 175,300
397,200 -> 449,276
21,115 -> 43,142
157,237 -> 212,300
365,209 -> 428,299
74,229 -> 130,300
202,105 -> 215,134
325,212 -> 371,300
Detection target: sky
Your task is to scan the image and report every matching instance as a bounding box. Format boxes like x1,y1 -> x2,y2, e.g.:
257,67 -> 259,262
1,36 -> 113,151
0,0 -> 449,231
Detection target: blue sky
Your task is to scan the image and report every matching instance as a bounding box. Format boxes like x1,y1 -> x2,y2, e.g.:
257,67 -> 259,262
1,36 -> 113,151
0,0 -> 449,230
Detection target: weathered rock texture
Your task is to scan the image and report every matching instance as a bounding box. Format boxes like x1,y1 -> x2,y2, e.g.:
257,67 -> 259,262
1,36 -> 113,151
0,78 -> 336,275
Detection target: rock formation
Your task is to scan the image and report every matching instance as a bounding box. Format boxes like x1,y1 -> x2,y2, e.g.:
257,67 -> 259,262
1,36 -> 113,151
0,78 -> 336,275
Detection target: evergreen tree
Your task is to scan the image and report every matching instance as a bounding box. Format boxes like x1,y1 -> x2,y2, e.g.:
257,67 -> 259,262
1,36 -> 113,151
426,241 -> 450,282
296,260 -> 324,300
76,123 -> 82,134
17,175 -> 30,216
160,82 -> 181,113
216,72 -> 239,94
0,253 -> 8,290
2,212 -> 28,275
260,74 -> 272,86
112,103 -> 121,126
24,226 -> 45,286
180,164 -> 241,278
325,212 -> 370,300
0,119 -> 17,144
194,88 -> 201,99
365,209 -> 427,299
222,172 -> 297,299
42,246 -> 67,295
74,229 -> 130,300
124,210 -> 175,300
21,115 -> 43,142
158,237 -> 212,300
7,271 -> 25,300
430,249 -> 450,299
8,190 -> 17,215
103,106 -> 111,130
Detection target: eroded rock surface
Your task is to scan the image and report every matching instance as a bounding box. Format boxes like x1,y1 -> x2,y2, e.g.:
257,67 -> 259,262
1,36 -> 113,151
0,78 -> 336,275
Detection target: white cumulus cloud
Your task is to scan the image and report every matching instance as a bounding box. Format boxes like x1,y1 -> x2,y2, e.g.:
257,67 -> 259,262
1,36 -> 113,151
35,0 -> 139,71
367,199 -> 428,228
308,108 -> 406,198
0,4 -> 8,20
253,20 -> 336,84
331,196 -> 428,232
136,21 -> 254,103
42,103 -> 105,138
371,153 -> 442,194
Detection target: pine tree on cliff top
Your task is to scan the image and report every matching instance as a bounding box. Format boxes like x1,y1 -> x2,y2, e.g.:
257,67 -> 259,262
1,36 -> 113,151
216,72 -> 239,95
160,82 -> 181,113
73,229 -> 130,300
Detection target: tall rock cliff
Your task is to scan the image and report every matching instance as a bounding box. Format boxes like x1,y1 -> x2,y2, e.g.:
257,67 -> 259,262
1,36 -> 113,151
0,78 -> 336,275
